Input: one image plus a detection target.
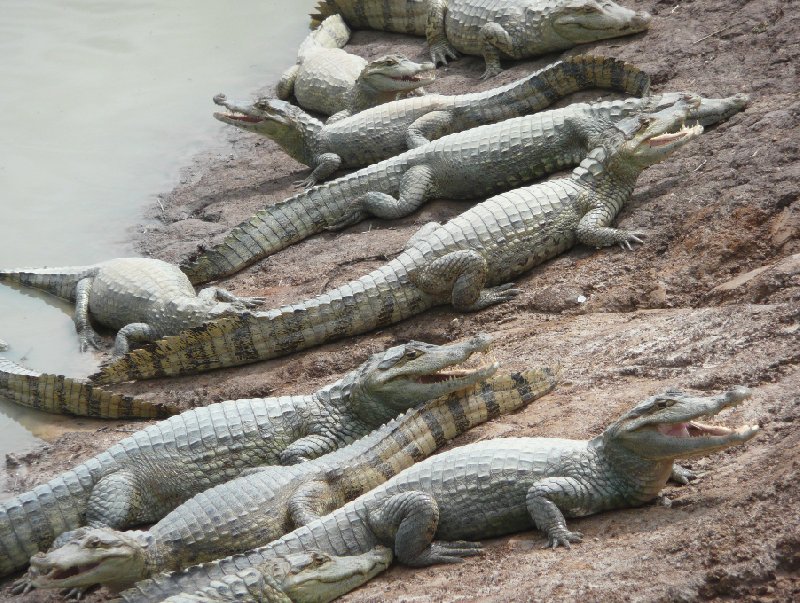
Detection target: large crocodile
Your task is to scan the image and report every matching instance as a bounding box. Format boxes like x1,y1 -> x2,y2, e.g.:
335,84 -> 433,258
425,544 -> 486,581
277,15 -> 435,119
0,336 -> 495,578
0,356 -> 173,418
310,0 -> 651,78
0,258 -> 265,355
118,386 -> 760,602
28,367 -> 556,590
94,98 -> 708,384
213,54 -> 651,188
194,90 -> 748,285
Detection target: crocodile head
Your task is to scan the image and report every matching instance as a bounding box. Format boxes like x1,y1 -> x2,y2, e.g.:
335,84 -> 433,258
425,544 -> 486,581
212,94 -> 322,162
652,92 -> 750,127
349,334 -> 498,419
548,0 -> 651,44
604,386 -> 759,460
358,54 -> 436,94
271,547 -> 393,603
29,528 -> 152,590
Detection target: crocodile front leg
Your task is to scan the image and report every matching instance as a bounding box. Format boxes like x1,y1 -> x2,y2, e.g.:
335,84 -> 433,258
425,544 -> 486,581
426,0 -> 459,65
576,206 -> 646,250
276,64 -> 300,101
294,153 -> 343,188
412,250 -> 521,311
369,491 -> 483,566
75,277 -> 101,352
326,165 -> 437,230
525,478 -> 587,549
85,471 -> 145,528
478,22 -> 516,79
280,434 -> 348,464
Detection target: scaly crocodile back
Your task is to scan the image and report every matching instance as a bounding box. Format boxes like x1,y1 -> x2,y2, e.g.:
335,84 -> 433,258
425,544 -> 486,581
0,265 -> 96,302
0,357 -> 174,418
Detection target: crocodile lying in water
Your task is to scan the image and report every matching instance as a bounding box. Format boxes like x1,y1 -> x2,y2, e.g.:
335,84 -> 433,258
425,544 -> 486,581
277,14 -> 434,120
95,98 -> 712,384
27,367 -> 557,591
0,336 -> 495,578
190,91 -> 748,284
213,54 -> 650,188
0,257 -> 265,356
118,386 -> 759,602
311,0 -> 651,78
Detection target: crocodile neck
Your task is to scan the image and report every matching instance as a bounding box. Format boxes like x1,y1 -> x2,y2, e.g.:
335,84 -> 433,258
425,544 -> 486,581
594,437 -> 674,507
271,114 -> 324,166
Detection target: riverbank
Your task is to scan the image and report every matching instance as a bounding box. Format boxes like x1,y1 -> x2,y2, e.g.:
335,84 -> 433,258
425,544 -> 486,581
3,0 -> 798,600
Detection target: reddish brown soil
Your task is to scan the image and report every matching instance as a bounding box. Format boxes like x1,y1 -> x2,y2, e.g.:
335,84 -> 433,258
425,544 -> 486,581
2,0 -> 798,601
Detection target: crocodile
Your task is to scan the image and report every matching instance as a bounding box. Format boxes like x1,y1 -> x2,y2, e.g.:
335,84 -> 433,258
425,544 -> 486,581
195,90 -> 750,285
28,367 -> 556,590
0,257 -> 266,356
213,54 -> 651,189
277,14 -> 435,119
0,335 -> 495,578
0,356 -> 174,418
93,98 -> 709,385
117,386 -> 760,602
311,0 -> 651,79
0,339 -> 8,352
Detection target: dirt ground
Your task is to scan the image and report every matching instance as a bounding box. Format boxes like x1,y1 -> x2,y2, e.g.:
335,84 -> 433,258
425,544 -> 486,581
2,0 -> 798,601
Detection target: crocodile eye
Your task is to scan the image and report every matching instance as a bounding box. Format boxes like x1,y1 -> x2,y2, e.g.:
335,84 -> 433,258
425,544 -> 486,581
405,349 -> 421,359
254,99 -> 269,109
85,536 -> 101,548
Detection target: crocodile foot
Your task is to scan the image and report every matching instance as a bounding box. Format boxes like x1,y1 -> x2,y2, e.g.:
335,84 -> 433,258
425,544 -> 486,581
293,176 -> 317,190
545,529 -> 583,550
480,65 -> 502,80
618,230 -> 646,251
429,41 -> 459,66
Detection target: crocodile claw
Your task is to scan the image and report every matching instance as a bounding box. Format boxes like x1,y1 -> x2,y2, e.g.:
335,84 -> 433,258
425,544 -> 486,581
10,575 -> 34,595
429,42 -> 459,66
618,231 -> 646,251
670,463 -> 701,485
545,530 -> 583,549
235,296 -> 268,309
293,177 -> 318,190
480,65 -> 502,80
79,329 -> 103,353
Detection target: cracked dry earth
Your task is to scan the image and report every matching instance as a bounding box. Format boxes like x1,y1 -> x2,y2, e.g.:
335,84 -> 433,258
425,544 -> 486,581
2,0 -> 798,601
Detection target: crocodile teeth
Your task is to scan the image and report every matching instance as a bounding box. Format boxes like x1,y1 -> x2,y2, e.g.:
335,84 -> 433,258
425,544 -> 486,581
648,124 -> 702,147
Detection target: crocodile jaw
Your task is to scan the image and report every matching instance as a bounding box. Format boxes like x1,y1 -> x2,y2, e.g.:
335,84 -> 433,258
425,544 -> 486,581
553,1 -> 651,43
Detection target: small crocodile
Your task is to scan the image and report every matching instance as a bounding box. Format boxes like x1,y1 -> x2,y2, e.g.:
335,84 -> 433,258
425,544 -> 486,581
311,0 -> 651,78
28,367 -> 556,590
0,335 -> 495,578
213,54 -> 650,188
94,98 -> 708,384
195,90 -> 749,284
277,15 -> 434,119
118,386 -> 759,602
0,258 -> 265,355
0,356 -> 173,418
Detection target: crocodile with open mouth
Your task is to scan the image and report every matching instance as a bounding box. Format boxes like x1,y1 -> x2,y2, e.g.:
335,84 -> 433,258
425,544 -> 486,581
0,336 -> 495,578
26,366 -> 556,591
94,97 -> 713,384
310,0 -> 651,79
117,386 -> 759,602
277,15 -> 435,119
213,54 -> 651,189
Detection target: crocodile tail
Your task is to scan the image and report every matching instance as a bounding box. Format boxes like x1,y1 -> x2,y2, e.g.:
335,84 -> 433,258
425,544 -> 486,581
94,262 -> 428,382
308,14 -> 351,49
310,0 -> 342,28
0,458 -> 109,576
0,357 -> 175,418
491,55 -> 650,116
0,265 -> 95,302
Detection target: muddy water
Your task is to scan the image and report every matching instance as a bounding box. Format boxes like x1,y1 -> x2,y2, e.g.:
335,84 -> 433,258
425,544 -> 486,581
0,0 -> 315,494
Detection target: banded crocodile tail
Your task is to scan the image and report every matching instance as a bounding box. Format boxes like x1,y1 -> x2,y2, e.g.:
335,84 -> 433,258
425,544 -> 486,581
0,265 -> 95,302
485,54 -> 650,117
180,160 -> 399,285
94,261 -> 429,383
0,455 -> 115,576
310,1 -> 346,28
0,357 -> 175,418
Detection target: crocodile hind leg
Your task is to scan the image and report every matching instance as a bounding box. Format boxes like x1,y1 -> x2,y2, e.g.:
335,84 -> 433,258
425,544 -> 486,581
287,480 -> 344,527
368,491 -> 482,566
85,471 -> 145,528
75,277 -> 101,352
411,250 -> 521,311
406,110 -> 456,148
114,323 -> 158,356
198,287 -> 267,309
426,0 -> 459,65
326,165 -> 437,230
